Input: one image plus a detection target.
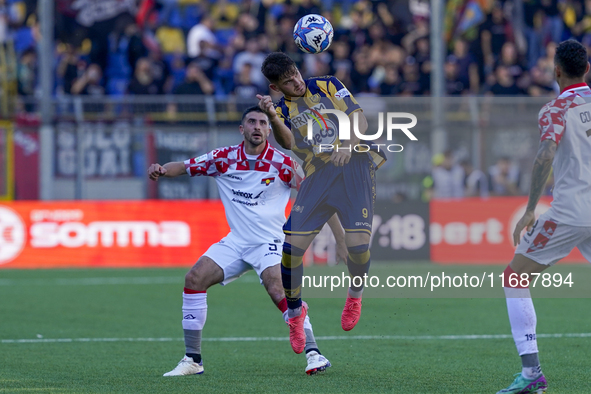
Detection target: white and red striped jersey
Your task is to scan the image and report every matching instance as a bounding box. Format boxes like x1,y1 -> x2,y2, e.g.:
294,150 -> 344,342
185,141 -> 303,245
538,82 -> 591,226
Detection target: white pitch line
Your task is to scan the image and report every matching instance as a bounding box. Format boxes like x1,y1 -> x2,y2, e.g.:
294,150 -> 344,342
2,333 -> 591,345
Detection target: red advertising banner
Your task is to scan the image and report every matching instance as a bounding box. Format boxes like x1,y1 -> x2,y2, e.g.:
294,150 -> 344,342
0,201 -> 230,269
430,197 -> 586,264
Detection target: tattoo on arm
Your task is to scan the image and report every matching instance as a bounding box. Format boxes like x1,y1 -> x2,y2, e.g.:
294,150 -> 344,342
526,139 -> 557,211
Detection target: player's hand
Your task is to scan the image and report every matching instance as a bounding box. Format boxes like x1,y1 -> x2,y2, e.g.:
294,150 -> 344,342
256,94 -> 277,120
513,210 -> 536,246
330,150 -> 351,166
148,163 -> 167,181
335,239 -> 348,265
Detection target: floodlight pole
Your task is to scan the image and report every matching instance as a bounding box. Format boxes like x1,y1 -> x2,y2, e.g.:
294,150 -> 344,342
38,0 -> 54,200
430,0 -> 447,155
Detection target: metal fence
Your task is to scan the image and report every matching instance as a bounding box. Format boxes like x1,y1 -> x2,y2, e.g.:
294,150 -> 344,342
5,95 -> 550,201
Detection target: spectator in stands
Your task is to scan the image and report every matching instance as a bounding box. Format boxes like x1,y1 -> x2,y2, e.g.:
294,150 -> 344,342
329,41 -> 353,87
125,23 -> 148,71
148,50 -> 173,94
489,157 -> 521,196
233,37 -> 266,89
570,0 -> 591,42
527,58 -> 556,96
295,0 -> 322,21
378,64 -> 402,95
480,4 -> 512,71
173,61 -> 214,96
488,65 -> 523,95
71,64 -> 105,96
193,40 -> 221,82
444,56 -> 468,96
453,38 -> 479,94
461,160 -> 489,198
233,63 -> 260,99
523,0 -> 548,69
432,150 -> 465,199
350,50 -> 373,93
399,56 -> 423,96
17,48 -> 36,97
187,16 -> 216,59
127,58 -> 162,95
497,42 -> 525,81
57,44 -> 81,95
541,0 -> 563,44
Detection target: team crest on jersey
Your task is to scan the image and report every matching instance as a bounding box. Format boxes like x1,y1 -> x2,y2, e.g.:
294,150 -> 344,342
309,93 -> 321,103
261,177 -> 275,186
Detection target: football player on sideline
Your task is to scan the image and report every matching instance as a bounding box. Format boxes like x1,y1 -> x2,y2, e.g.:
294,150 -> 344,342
497,39 -> 591,394
257,52 -> 387,354
148,106 -> 346,376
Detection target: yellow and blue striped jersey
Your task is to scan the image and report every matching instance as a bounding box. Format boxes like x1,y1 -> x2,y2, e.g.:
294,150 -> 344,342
275,76 -> 386,177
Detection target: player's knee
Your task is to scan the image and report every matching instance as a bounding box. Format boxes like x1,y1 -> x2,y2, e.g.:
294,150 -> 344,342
184,268 -> 202,289
184,259 -> 210,290
282,242 -> 306,257
347,244 -> 370,264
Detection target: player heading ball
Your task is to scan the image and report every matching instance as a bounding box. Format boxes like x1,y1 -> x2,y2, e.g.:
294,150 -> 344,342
257,52 -> 387,354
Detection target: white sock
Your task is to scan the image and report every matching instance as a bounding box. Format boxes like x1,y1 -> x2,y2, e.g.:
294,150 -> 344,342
182,292 -> 207,331
348,287 -> 363,298
522,366 -> 542,379
283,311 -> 313,330
287,307 -> 301,319
504,287 -> 538,356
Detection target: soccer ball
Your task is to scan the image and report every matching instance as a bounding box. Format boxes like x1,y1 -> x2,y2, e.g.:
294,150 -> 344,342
293,14 -> 334,54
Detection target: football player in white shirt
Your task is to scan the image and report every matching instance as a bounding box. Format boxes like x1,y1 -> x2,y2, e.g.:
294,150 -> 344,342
497,39 -> 591,394
148,106 -> 346,377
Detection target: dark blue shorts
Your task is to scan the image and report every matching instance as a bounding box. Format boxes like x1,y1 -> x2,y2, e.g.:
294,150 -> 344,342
284,153 -> 376,237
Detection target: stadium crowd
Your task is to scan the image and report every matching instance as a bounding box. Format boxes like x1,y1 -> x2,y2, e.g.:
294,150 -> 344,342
3,0 -> 591,100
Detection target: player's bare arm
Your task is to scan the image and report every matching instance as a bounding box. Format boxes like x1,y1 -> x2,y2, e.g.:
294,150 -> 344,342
256,94 -> 295,149
147,162 -> 186,181
512,139 -> 557,245
327,213 -> 347,264
330,111 -> 368,167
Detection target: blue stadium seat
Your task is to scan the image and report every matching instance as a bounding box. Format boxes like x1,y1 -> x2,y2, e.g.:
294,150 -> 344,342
181,5 -> 203,31
215,29 -> 236,47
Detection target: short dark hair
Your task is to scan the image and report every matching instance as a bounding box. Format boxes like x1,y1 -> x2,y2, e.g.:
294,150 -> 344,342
261,52 -> 297,83
555,39 -> 588,79
241,106 -> 267,123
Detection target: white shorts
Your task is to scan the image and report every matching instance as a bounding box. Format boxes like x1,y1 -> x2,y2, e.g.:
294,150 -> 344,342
515,212 -> 591,266
203,234 -> 283,285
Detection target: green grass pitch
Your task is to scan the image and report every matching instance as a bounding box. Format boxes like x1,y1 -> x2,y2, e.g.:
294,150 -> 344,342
1,263 -> 590,393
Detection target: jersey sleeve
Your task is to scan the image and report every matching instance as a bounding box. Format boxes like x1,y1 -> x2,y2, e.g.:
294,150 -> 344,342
328,76 -> 361,116
184,149 -> 222,177
275,100 -> 291,130
278,156 -> 305,190
538,96 -> 577,145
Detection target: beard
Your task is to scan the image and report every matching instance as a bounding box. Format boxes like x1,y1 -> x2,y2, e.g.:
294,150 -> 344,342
245,135 -> 264,146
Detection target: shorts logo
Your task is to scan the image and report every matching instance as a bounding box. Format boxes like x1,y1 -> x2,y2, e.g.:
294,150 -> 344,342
261,177 -> 275,186
526,220 -> 557,253
293,205 -> 305,213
